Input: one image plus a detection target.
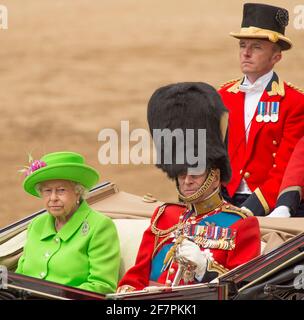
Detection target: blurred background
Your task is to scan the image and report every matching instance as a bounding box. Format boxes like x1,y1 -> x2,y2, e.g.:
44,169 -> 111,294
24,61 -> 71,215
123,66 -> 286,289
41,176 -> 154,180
0,0 -> 303,227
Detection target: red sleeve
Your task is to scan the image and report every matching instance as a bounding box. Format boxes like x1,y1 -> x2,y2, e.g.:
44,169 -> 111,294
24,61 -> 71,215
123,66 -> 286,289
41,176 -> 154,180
118,208 -> 158,290
280,136 -> 304,194
226,216 -> 261,270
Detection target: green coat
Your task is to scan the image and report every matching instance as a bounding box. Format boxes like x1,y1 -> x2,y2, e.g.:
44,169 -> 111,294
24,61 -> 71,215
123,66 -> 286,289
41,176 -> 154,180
15,200 -> 120,294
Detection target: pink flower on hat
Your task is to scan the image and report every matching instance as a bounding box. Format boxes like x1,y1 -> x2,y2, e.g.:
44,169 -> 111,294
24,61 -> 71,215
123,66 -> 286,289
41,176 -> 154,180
25,160 -> 47,177
19,155 -> 47,177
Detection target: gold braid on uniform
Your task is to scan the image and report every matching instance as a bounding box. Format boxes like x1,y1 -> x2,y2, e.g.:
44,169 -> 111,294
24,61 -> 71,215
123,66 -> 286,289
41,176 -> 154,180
218,78 -> 241,89
150,205 -> 187,258
151,169 -> 218,257
152,235 -> 176,259
177,169 -> 217,203
287,82 -> 304,94
151,205 -> 181,237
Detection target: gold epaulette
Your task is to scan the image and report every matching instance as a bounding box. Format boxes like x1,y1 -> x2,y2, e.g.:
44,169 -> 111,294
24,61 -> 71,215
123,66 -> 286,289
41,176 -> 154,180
218,78 -> 242,89
221,204 -> 253,219
286,82 -> 304,94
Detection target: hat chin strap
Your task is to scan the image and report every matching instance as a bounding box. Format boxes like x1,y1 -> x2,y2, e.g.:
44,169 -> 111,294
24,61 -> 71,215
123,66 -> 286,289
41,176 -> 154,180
177,169 -> 217,204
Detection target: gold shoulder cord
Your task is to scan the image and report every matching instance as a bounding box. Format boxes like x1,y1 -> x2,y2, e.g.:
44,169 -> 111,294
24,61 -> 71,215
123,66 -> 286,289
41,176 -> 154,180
150,205 -> 180,237
150,205 -> 186,258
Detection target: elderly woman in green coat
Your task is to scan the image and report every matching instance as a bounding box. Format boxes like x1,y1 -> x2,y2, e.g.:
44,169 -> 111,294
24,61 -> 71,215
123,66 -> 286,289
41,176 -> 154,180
16,151 -> 120,294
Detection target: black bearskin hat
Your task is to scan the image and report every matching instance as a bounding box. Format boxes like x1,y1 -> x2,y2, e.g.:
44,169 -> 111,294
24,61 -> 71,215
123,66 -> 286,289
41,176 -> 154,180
147,82 -> 231,183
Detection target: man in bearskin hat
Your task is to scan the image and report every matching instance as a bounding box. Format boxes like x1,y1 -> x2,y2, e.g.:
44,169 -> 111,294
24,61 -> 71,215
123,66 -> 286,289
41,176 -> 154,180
117,82 -> 260,292
219,3 -> 304,217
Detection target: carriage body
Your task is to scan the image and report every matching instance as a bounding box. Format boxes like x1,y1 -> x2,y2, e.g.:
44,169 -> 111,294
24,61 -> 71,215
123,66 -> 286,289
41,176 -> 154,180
1,182 -> 303,300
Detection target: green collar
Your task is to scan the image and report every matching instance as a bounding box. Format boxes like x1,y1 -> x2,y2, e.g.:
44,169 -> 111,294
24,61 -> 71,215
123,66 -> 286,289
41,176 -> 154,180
40,200 -> 91,241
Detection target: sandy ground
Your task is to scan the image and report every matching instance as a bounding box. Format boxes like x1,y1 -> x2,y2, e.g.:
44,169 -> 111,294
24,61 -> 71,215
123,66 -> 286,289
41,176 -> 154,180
0,0 -> 303,227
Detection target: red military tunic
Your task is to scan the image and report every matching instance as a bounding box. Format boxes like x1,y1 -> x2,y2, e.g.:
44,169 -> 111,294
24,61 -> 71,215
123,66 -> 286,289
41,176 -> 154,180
276,136 -> 304,214
118,202 -> 260,290
219,73 -> 304,215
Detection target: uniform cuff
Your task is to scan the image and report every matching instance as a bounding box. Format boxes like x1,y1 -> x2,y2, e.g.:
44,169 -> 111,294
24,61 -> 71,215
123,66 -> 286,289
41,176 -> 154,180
276,191 -> 301,216
241,191 -> 268,216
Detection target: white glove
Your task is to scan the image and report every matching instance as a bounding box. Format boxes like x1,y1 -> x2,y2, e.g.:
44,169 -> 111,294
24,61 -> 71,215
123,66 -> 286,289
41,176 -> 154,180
268,206 -> 291,218
175,239 -> 207,278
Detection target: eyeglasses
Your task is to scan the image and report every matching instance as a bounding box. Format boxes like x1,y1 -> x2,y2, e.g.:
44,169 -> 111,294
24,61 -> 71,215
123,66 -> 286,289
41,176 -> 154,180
40,188 -> 70,197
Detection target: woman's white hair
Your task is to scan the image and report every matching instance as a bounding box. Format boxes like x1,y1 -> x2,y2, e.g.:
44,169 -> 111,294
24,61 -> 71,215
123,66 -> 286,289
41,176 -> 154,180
35,181 -> 88,200
74,182 -> 88,200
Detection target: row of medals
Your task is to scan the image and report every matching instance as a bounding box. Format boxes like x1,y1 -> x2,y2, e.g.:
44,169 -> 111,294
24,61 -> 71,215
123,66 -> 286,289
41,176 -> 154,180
179,212 -> 235,250
256,102 -> 279,123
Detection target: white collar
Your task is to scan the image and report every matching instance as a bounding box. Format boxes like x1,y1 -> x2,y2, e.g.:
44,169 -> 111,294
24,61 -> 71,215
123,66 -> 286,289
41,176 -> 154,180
240,70 -> 273,94
243,70 -> 274,87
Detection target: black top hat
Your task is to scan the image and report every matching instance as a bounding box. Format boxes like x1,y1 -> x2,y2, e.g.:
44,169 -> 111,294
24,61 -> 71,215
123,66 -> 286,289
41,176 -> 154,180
147,82 -> 231,183
230,3 -> 292,50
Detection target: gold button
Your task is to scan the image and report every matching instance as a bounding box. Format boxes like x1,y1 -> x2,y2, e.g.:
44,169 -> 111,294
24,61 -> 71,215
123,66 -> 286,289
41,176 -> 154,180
240,169 -> 243,175
273,164 -> 277,168
273,140 -> 278,145
244,172 -> 250,179
272,153 -> 276,157
55,237 -> 60,243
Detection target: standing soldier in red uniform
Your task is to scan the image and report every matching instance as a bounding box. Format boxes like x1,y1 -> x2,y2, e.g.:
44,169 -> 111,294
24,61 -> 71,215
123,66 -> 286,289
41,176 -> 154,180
117,82 -> 260,293
219,3 -> 304,216
269,136 -> 304,217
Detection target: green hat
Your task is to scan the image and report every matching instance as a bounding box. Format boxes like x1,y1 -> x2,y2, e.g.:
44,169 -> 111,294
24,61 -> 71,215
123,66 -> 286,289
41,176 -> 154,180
23,151 -> 100,197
